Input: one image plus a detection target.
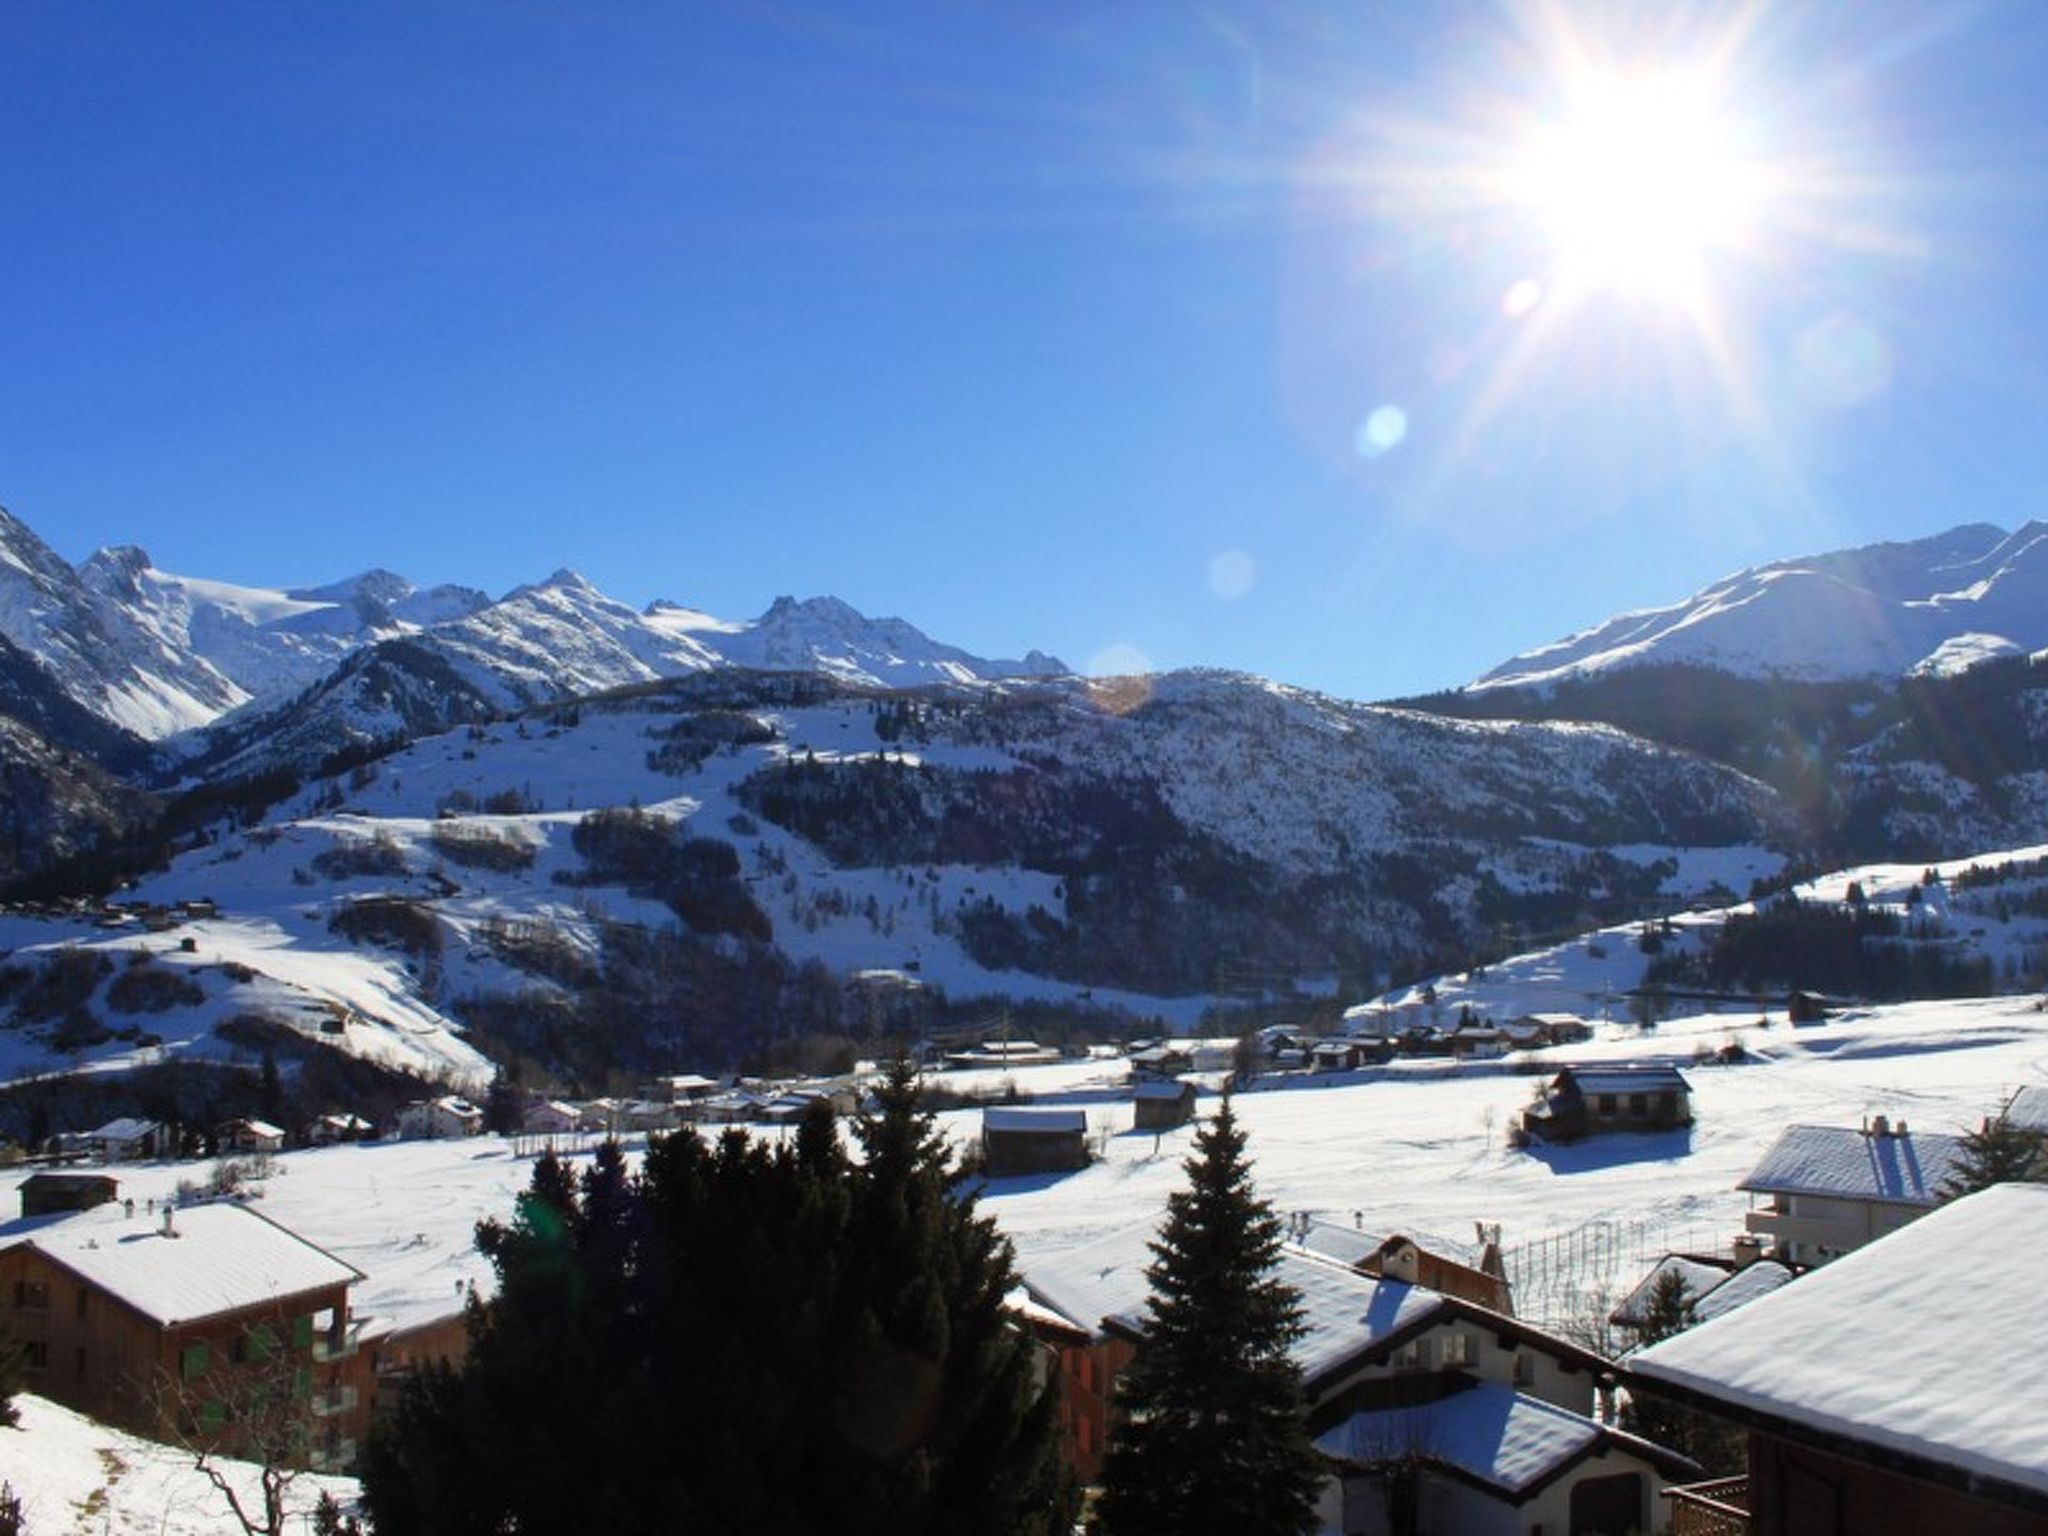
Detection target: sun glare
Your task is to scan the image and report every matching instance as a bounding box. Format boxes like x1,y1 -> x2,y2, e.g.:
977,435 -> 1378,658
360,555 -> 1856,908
1516,76 -> 1757,300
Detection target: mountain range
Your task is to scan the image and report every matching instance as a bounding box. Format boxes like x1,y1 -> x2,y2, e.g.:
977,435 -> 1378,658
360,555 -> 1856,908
2,503 -> 2047,1095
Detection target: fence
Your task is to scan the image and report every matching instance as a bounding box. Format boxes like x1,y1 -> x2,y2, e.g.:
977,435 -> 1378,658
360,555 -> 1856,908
1500,1214 -> 1732,1334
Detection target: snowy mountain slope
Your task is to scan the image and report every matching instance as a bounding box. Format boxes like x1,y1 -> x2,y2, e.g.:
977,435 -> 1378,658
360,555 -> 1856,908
1473,522 -> 2048,691
649,593 -> 1066,686
0,715 -> 157,888
0,669 -> 1787,1086
77,547 -> 490,706
0,507 -> 243,737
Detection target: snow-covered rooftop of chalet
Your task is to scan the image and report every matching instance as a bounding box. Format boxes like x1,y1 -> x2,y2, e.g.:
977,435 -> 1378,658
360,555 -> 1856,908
1737,1123 -> 1965,1206
1690,1258 -> 1793,1323
1131,1080 -> 1194,1100
1632,1183 -> 2048,1497
0,1201 -> 363,1328
1611,1255 -> 1730,1328
1317,1377 -> 1687,1495
1017,1222 -> 1447,1388
1555,1063 -> 1690,1096
1612,1255 -> 1794,1333
982,1108 -> 1085,1134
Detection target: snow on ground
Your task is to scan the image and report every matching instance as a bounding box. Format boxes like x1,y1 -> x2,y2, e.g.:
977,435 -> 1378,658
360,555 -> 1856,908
0,1392 -> 356,1536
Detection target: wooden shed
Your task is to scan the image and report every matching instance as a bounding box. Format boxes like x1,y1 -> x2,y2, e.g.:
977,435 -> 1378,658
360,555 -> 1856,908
1132,1080 -> 1196,1132
982,1108 -> 1089,1178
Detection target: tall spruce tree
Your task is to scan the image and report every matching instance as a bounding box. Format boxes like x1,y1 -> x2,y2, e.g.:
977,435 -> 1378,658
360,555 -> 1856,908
359,1059 -> 1073,1535
1096,1097 -> 1324,1536
1940,1111 -> 2043,1198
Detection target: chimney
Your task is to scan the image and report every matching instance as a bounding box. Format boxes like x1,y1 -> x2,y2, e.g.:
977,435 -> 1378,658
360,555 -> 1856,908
1894,1119 -> 1908,1138
1731,1233 -> 1764,1269
161,1205 -> 177,1238
1869,1114 -> 1890,1138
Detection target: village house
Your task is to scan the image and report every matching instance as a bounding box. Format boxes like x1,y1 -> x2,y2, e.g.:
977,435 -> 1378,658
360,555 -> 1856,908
17,1172 -> 121,1219
1018,1223 -> 1696,1530
1131,1079 -> 1197,1132
86,1116 -> 164,1162
1512,1011 -> 1596,1047
1633,1184 -> 2048,1535
1523,1063 -> 1693,1143
521,1099 -> 585,1139
216,1117 -> 287,1156
981,1107 -> 1089,1178
305,1113 -> 374,1146
393,1095 -> 484,1140
0,1190 -> 375,1471
1736,1117 -> 1967,1267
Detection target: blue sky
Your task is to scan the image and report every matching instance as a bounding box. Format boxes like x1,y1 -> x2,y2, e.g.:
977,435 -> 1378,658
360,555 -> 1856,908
6,1 -> 2048,700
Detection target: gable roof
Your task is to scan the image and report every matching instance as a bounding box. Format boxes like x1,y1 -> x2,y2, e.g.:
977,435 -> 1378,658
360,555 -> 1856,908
1631,1184 -> 2048,1506
1555,1063 -> 1689,1097
1131,1080 -> 1195,1101
0,1201 -> 362,1328
982,1108 -> 1085,1135
1318,1377 -> 1698,1499
1737,1124 -> 1966,1206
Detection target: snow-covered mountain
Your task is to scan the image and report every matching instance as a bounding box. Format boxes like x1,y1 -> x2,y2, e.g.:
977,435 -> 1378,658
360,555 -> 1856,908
1473,522 -> 2048,692
0,504 -> 1068,757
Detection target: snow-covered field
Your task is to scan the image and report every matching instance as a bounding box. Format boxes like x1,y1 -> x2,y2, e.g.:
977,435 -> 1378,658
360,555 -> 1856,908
3,983 -> 2045,1530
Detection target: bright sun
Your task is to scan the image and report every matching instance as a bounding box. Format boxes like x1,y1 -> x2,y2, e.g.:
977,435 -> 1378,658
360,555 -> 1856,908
1514,76 -> 1758,302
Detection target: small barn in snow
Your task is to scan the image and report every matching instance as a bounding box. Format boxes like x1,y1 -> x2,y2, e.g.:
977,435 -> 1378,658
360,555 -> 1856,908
982,1108 -> 1088,1178
1132,1080 -> 1196,1132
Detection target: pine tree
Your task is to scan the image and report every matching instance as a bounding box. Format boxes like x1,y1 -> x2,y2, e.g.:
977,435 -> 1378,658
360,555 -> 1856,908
1940,1111 -> 2043,1198
1095,1098 -> 1324,1536
361,1067 -> 1073,1535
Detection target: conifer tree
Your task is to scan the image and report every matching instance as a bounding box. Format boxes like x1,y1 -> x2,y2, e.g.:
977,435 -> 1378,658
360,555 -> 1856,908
1096,1097 -> 1324,1536
1940,1111 -> 2043,1198
360,1062 -> 1073,1535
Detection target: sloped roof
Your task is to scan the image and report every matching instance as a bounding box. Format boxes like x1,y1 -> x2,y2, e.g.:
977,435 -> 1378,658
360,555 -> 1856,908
1737,1124 -> 1966,1206
1018,1222 -> 1448,1392
1633,1184 -> 2048,1502
88,1117 -> 159,1143
1132,1080 -> 1194,1101
0,1201 -> 362,1328
1690,1258 -> 1793,1323
1557,1064 -> 1689,1097
983,1108 -> 1085,1135
1318,1378 -> 1696,1496
1611,1255 -> 1729,1328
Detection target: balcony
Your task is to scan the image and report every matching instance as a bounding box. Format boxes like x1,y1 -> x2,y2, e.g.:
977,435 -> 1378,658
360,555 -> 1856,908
311,1315 -> 372,1363
1743,1206 -> 1857,1253
309,1384 -> 359,1419
1662,1475 -> 1750,1535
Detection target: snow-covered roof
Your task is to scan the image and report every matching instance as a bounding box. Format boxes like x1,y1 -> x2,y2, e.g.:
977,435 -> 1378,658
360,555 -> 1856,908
1632,1184 -> 2048,1499
0,1202 -> 362,1328
1557,1064 -> 1689,1097
1689,1258 -> 1793,1323
87,1117 -> 158,1143
1132,1080 -> 1194,1100
1611,1255 -> 1729,1328
228,1118 -> 286,1140
1017,1222 -> 1448,1391
1317,1378 -> 1692,1495
982,1108 -> 1085,1135
1737,1124 -> 1965,1206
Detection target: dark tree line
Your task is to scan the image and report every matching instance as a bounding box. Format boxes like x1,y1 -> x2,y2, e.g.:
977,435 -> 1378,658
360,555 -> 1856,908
359,1061 -> 1073,1534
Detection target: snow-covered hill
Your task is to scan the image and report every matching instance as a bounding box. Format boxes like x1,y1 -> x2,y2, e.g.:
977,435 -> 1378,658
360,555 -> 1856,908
1474,522 -> 2048,691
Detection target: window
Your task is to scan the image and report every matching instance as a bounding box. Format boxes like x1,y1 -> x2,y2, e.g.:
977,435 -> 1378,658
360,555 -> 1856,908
13,1279 -> 48,1310
1440,1330 -> 1473,1367
1596,1094 -> 1617,1115
1513,1350 -> 1537,1386
22,1342 -> 47,1372
180,1342 -> 209,1382
293,1313 -> 315,1351
1630,1093 -> 1648,1114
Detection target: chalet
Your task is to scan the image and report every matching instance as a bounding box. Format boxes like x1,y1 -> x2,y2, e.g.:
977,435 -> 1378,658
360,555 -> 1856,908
1128,1043 -> 1194,1079
217,1118 -> 287,1155
394,1096 -> 484,1140
0,1199 -> 375,1470
522,1100 -> 585,1138
1737,1118 -> 1967,1267
1131,1079 -> 1196,1132
1786,989 -> 1834,1024
305,1113 -> 374,1146
87,1117 -> 164,1162
18,1172 -> 120,1220
1512,1011 -> 1595,1046
1448,1022 -> 1508,1060
645,1073 -> 720,1106
1310,1039 -> 1368,1073
1019,1223 -> 1696,1527
1523,1064 -> 1692,1143
944,1039 -> 1063,1070
1634,1184 -> 2048,1535
981,1108 -> 1088,1178
1359,1233 -> 1515,1316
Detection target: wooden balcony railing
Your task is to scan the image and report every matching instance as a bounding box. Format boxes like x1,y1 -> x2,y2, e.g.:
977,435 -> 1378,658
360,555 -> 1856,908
1662,1475 -> 1750,1536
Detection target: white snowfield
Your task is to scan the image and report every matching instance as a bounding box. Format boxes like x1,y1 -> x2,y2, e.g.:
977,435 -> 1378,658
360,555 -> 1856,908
0,1390 -> 356,1536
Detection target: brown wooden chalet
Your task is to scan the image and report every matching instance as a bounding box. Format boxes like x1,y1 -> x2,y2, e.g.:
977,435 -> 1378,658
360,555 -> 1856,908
0,1189 -> 374,1470
981,1107 -> 1088,1177
1524,1062 -> 1693,1142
